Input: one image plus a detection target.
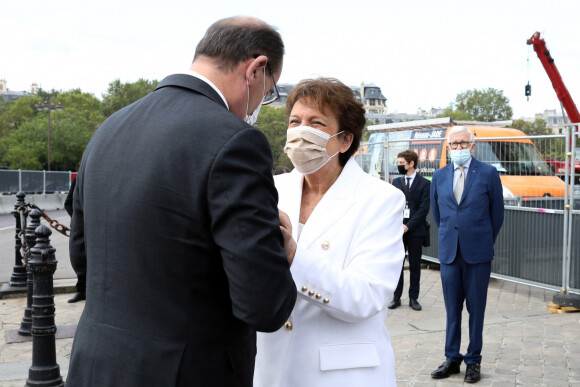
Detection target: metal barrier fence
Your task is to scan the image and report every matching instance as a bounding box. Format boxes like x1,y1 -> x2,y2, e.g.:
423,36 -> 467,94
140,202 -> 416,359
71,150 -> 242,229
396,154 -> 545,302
0,170 -> 74,194
356,127 -> 579,294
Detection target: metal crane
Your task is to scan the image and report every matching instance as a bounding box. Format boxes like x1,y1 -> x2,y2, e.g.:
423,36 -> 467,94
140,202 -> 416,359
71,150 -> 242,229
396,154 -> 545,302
527,31 -> 580,129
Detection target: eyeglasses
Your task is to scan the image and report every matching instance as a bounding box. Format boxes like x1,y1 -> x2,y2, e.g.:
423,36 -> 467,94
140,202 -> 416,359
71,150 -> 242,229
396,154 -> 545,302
449,141 -> 472,149
262,63 -> 280,105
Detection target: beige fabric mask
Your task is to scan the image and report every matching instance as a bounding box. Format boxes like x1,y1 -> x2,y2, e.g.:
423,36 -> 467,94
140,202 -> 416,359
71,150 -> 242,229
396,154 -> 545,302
284,126 -> 343,174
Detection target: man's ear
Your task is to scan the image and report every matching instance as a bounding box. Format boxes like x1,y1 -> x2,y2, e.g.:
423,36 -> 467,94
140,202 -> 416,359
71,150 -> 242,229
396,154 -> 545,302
245,55 -> 268,86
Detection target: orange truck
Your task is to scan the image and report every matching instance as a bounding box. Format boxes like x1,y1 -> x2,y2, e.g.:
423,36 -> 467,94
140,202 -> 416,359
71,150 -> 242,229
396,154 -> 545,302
358,118 -> 565,201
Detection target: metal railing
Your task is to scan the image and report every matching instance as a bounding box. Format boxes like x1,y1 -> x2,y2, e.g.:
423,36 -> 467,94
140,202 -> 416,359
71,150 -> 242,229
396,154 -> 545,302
356,127 -> 579,294
0,170 -> 74,195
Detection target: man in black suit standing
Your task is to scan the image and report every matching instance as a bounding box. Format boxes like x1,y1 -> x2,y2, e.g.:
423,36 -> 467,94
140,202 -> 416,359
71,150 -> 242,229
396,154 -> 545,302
64,175 -> 85,303
66,17 -> 297,387
388,150 -> 430,311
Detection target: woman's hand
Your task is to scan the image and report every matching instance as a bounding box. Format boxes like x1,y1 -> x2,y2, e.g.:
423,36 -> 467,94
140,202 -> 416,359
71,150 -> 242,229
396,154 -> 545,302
279,209 -> 297,266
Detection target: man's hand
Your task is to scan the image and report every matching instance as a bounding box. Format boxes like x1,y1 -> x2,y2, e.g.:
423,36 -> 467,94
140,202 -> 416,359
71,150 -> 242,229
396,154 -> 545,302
403,224 -> 409,233
279,209 -> 296,265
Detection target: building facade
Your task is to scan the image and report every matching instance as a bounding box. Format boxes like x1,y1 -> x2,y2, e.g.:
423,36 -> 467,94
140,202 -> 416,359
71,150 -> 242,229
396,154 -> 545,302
0,80 -> 36,102
274,81 -> 389,123
536,109 -> 567,134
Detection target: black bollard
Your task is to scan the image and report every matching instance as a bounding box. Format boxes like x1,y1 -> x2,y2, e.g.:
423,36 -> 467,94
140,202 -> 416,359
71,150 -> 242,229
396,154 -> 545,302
18,209 -> 43,336
9,191 -> 28,287
26,225 -> 64,387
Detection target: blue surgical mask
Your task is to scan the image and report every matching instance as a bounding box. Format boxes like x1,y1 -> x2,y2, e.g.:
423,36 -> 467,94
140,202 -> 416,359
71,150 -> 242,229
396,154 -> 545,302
449,149 -> 471,165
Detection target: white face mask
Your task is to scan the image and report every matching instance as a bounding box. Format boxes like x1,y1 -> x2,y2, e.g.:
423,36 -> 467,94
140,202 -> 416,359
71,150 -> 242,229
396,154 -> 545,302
449,148 -> 471,165
284,126 -> 344,174
244,67 -> 265,126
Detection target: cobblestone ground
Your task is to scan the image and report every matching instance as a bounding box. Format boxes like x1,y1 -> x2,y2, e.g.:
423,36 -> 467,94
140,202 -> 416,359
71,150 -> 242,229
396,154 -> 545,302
0,294 -> 77,386
388,267 -> 580,386
1,267 -> 580,386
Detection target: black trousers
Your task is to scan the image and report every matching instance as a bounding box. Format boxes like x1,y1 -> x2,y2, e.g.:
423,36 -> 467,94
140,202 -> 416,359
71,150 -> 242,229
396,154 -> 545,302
76,274 -> 86,293
394,234 -> 423,300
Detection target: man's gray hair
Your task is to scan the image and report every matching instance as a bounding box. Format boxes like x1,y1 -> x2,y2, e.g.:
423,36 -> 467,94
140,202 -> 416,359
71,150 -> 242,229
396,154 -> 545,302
447,126 -> 475,143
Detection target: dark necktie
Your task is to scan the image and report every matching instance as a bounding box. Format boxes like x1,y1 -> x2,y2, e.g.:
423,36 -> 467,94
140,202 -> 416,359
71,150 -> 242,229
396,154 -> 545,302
406,177 -> 411,189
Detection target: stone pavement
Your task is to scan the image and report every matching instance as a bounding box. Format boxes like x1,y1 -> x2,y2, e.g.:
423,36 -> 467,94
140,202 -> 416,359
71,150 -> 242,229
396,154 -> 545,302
1,267 -> 580,386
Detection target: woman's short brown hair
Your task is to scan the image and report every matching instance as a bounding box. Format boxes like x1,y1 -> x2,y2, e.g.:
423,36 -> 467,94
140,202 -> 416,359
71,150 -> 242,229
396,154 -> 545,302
285,78 -> 366,166
397,150 -> 419,169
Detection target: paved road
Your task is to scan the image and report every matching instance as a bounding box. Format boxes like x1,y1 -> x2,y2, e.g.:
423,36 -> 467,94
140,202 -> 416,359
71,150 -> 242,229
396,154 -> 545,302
0,210 -> 75,283
0,210 -> 68,228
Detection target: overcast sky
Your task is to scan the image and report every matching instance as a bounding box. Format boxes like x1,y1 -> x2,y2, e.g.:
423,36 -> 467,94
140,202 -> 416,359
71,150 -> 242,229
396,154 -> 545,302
3,0 -> 580,119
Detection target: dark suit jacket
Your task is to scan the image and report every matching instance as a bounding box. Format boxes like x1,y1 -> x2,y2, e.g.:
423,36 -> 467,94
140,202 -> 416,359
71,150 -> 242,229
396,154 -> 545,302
392,174 -> 430,237
66,74 -> 297,387
430,158 -> 504,264
64,177 -> 76,216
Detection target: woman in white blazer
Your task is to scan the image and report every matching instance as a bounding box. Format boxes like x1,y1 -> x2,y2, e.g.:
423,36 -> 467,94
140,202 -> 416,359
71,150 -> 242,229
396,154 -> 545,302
254,78 -> 406,387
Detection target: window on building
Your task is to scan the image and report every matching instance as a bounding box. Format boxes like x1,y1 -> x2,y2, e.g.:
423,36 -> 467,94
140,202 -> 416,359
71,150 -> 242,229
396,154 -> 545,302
369,99 -> 375,106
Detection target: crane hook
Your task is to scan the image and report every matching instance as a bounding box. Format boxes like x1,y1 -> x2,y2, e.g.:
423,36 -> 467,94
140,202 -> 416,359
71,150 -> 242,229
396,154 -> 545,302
525,82 -> 532,101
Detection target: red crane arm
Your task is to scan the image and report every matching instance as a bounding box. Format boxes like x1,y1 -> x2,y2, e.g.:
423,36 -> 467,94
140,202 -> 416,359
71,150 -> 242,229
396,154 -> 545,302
527,31 -> 580,127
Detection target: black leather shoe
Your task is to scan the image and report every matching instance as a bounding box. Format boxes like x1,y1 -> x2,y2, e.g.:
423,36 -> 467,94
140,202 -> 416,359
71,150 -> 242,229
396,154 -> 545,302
464,364 -> 481,383
387,298 -> 401,309
409,299 -> 422,311
68,292 -> 86,303
431,360 -> 461,379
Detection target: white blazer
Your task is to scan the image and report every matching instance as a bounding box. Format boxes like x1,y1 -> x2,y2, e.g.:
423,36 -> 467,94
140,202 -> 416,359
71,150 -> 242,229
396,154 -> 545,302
255,159 -> 405,387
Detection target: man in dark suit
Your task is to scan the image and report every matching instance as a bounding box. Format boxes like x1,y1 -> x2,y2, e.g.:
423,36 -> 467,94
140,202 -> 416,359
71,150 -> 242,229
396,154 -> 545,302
430,126 -> 504,383
64,176 -> 85,303
66,17 -> 297,387
389,149 -> 430,311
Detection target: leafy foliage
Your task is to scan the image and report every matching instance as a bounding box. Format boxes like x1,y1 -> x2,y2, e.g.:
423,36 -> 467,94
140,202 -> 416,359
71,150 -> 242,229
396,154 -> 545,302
0,96 -> 41,136
438,88 -> 513,122
101,78 -> 159,117
511,118 -> 564,159
0,90 -> 104,170
437,107 -> 473,121
255,106 -> 292,169
510,118 -> 550,135
453,88 -> 513,121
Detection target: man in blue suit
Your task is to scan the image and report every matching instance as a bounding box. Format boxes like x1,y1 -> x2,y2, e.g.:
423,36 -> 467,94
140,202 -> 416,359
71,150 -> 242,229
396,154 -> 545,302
430,126 -> 504,383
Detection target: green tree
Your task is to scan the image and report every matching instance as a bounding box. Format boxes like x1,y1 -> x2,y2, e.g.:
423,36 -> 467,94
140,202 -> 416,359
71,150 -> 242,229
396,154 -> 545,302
361,120 -> 376,142
511,118 -> 563,159
452,88 -> 513,122
510,118 -> 550,135
0,90 -> 104,170
36,88 -> 60,101
436,107 -> 473,121
0,95 -> 41,136
50,89 -> 104,170
255,106 -> 291,168
101,78 -> 159,117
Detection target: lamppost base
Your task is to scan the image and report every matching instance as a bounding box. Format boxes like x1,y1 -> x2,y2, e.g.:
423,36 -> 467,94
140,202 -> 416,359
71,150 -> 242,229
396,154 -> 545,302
26,365 -> 63,387
9,268 -> 28,287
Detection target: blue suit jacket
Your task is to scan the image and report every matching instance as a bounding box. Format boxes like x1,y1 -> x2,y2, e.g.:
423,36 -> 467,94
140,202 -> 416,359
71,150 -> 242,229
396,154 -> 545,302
430,158 -> 504,264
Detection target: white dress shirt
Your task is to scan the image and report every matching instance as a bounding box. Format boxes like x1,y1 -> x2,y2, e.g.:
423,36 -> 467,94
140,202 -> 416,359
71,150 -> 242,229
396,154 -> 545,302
453,157 -> 472,189
404,171 -> 417,189
181,70 -> 229,109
